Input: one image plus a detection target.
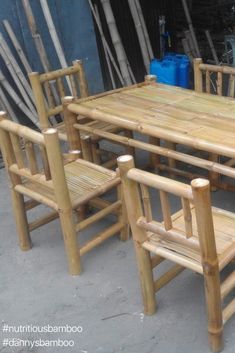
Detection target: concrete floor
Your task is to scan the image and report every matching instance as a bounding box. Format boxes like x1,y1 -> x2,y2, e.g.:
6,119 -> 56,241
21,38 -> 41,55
0,151 -> 235,353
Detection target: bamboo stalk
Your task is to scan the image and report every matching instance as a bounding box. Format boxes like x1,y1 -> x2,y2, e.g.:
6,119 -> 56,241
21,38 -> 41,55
222,299 -> 235,324
117,155 -> 156,315
29,210 -> 59,231
79,222 -> 123,256
182,38 -> 194,64
205,30 -> 219,65
134,0 -> 153,59
191,178 -> 223,352
73,121 -> 235,180
128,0 -> 150,72
43,128 -> 81,275
0,37 -> 37,118
101,0 -> 132,86
137,217 -> 199,251
221,270 -> 235,300
143,241 -> 202,274
181,0 -> 201,57
0,70 -> 39,127
154,264 -> 184,292
39,0 -> 72,93
0,86 -> 19,122
88,0 -> 124,86
3,20 -> 32,73
76,200 -> 121,232
22,0 -> 60,105
94,4 -> 116,89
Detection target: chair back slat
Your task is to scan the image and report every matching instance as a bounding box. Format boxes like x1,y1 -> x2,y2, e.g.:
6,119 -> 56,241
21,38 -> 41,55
217,72 -> 222,96
43,81 -> 56,109
140,184 -> 152,222
181,197 -> 193,238
9,132 -> 25,169
69,74 -> 78,97
159,190 -> 172,230
24,140 -> 39,175
206,70 -> 210,93
56,77 -> 66,99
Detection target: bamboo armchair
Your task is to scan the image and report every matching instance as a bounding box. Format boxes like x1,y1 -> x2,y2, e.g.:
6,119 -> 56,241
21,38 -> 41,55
29,60 -> 133,167
194,58 -> 235,181
0,112 -> 129,275
194,58 -> 235,97
118,155 -> 235,353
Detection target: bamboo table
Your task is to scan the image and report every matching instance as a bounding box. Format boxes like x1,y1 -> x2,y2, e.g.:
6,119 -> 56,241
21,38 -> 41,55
65,78 -> 235,190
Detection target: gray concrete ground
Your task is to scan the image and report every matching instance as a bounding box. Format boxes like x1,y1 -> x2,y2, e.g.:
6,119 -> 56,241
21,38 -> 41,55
0,147 -> 235,353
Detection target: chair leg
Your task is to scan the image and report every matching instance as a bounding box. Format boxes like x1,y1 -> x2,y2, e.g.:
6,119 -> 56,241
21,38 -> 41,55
124,130 -> 135,156
59,208 -> 82,275
203,269 -> 223,352
135,241 -> 157,316
11,190 -> 32,251
91,137 -> 102,165
148,136 -> 161,169
165,140 -> 176,179
80,137 -> 93,162
117,184 -> 129,241
209,153 -> 220,191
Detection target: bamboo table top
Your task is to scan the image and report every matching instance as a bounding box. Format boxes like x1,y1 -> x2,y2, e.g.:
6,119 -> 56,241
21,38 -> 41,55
68,82 -> 235,158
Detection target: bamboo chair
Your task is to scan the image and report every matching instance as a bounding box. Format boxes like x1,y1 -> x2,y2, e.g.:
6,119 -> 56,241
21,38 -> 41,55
29,60 -> 133,168
0,112 -> 129,275
118,155 -> 235,353
194,58 -> 235,183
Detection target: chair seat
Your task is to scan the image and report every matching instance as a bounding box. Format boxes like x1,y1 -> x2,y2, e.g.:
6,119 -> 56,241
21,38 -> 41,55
56,121 -> 123,141
23,159 -> 119,209
143,206 -> 235,274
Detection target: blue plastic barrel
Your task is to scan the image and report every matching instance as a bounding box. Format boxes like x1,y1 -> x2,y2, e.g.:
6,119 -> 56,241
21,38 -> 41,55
150,59 -> 177,86
150,53 -> 190,89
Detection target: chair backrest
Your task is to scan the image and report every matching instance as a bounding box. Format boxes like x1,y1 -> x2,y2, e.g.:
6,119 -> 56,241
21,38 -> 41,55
29,60 -> 89,130
118,155 -> 218,271
194,58 -> 235,97
0,112 -> 72,210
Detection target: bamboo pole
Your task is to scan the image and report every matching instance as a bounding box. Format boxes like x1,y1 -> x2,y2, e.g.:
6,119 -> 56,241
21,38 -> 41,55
184,30 -> 197,58
117,155 -> 156,315
0,33 -> 36,109
94,4 -> 116,89
0,70 -> 39,127
39,0 -> 72,93
193,58 -> 203,93
182,38 -> 194,64
205,30 -> 219,65
43,128 -> 81,275
0,86 -> 19,122
3,20 -> 32,73
101,0 -> 132,86
21,0 -> 60,105
191,178 -> 223,352
154,264 -> 184,292
72,120 -> 235,180
134,0 -> 153,59
128,0 -> 150,72
181,0 -> 201,57
0,38 -> 37,118
88,0 -> 124,86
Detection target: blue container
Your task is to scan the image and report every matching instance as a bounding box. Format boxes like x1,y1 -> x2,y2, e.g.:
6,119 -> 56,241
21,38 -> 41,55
150,53 -> 190,89
150,59 -> 178,86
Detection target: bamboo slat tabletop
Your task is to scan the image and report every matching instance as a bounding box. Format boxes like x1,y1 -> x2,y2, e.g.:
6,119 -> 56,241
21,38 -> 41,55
68,82 -> 235,157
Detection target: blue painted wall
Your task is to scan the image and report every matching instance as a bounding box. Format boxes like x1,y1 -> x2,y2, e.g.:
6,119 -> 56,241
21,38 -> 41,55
0,0 -> 104,94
